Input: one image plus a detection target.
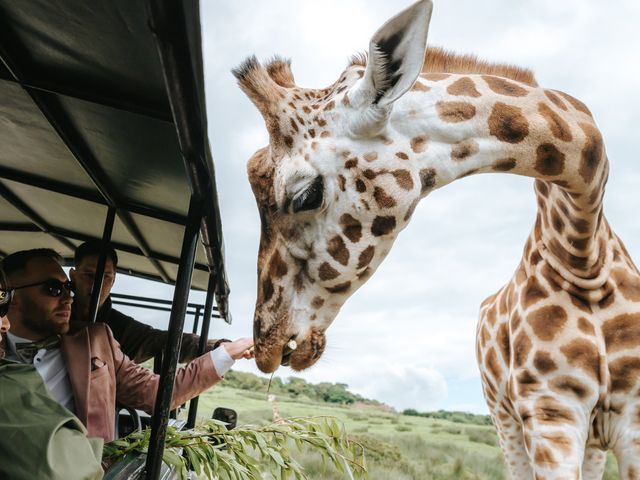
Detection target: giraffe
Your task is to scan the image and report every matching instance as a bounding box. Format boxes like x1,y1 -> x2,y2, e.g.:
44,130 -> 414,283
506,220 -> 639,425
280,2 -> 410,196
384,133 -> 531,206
267,394 -> 286,425
232,1 -> 640,478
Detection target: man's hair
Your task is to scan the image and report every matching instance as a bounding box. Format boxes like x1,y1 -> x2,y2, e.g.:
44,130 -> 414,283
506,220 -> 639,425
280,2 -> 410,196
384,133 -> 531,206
74,240 -> 119,267
1,248 -> 63,280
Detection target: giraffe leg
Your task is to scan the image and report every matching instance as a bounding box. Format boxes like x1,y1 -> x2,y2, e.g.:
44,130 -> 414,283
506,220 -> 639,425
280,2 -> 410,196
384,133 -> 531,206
489,408 -> 533,479
612,430 -> 640,479
581,446 -> 607,480
516,397 -> 590,480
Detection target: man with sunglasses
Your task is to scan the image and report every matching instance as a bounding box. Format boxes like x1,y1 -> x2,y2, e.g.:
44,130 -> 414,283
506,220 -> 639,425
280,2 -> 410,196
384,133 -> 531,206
0,266 -> 104,479
1,248 -> 254,442
70,240 -> 228,363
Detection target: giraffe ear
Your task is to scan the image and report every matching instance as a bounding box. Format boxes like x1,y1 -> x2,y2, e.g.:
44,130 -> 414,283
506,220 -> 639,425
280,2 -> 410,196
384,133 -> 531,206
348,0 -> 433,137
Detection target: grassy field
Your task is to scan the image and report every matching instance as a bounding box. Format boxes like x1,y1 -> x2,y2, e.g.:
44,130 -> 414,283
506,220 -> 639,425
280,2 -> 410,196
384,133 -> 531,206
183,384 -> 620,479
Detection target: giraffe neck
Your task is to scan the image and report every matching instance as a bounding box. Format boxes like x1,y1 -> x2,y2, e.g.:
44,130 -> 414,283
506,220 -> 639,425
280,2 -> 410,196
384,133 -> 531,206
393,73 -> 610,290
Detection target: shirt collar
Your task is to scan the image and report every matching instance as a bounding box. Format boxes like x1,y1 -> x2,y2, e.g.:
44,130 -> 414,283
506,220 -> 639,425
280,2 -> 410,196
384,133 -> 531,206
5,331 -> 32,358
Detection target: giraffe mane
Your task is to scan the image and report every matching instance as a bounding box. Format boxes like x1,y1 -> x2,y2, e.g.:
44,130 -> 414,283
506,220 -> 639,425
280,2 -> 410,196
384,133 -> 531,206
350,46 -> 538,87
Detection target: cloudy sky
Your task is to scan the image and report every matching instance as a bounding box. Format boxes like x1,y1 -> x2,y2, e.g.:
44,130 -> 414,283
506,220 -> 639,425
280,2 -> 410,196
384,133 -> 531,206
118,0 -> 639,414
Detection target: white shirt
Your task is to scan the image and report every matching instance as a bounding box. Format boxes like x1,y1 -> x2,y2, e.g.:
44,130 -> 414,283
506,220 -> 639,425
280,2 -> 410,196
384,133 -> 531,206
6,332 -> 235,412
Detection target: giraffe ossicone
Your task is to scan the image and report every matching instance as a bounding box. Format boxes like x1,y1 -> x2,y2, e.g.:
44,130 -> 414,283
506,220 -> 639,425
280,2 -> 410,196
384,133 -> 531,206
235,1 -> 640,478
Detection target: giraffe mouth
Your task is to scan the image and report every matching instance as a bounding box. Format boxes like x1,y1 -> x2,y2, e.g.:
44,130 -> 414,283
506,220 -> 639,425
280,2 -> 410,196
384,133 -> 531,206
255,328 -> 327,373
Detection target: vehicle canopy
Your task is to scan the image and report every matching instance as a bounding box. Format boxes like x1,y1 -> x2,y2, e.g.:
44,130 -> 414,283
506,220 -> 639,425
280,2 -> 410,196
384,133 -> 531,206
0,0 -> 228,477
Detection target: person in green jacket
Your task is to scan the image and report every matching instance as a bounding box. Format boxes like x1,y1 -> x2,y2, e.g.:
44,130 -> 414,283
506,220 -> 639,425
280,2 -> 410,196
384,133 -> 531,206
0,268 -> 104,480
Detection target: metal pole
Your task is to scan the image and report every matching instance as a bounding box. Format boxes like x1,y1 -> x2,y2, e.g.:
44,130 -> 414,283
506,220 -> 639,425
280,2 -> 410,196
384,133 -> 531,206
186,273 -> 216,429
191,306 -> 201,335
88,207 -> 116,323
145,196 -> 201,480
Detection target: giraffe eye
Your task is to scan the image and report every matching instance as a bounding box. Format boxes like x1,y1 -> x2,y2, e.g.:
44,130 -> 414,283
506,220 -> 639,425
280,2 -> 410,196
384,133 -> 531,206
292,176 -> 324,213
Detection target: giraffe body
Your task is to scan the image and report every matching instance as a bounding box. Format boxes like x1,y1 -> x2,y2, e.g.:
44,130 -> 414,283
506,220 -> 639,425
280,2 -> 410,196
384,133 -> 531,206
234,1 -> 640,477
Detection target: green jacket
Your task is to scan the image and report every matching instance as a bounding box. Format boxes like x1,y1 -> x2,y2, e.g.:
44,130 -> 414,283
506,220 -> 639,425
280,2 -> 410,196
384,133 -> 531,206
0,359 -> 104,479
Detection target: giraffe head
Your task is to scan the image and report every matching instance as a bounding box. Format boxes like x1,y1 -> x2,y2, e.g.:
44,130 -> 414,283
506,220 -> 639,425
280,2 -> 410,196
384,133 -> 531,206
234,0 -> 433,372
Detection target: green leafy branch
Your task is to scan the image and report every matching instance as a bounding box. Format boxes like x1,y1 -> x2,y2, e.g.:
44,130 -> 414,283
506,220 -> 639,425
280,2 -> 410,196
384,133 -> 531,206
103,416 -> 367,480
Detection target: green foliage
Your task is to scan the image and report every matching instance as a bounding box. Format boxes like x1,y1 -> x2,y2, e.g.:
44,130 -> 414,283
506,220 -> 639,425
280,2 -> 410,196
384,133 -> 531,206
403,408 -> 492,426
465,427 -> 499,447
223,370 -> 383,406
103,417 -> 367,480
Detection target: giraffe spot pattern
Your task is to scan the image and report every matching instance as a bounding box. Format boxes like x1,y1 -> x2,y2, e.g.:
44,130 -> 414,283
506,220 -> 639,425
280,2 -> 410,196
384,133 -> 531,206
395,152 -> 409,160
550,376 -> 592,399
560,339 -> 600,380
521,277 -> 548,308
325,281 -> 351,294
514,330 -> 532,367
373,187 -> 397,208
447,77 -> 481,97
488,102 -> 529,143
355,179 -> 366,192
371,216 -> 396,236
550,207 -> 565,234
423,73 -> 450,81
534,444 -> 558,468
261,277 -> 274,302
323,100 -> 335,111
363,152 -> 378,162
411,81 -> 429,92
578,122 -> 603,184
555,91 -> 592,116
493,158 -> 517,171
337,174 -> 346,192
609,356 -> 640,392
544,90 -> 568,111
602,313 -> 640,353
577,317 -> 595,336
451,139 -> 479,161
436,101 -> 476,123
543,432 -> 573,456
535,143 -> 565,176
404,199 -> 419,222
340,214 -> 362,243
344,157 -> 358,169
612,268 -> 640,301
516,370 -> 539,397
357,246 -> 375,269
482,75 -> 529,97
538,102 -> 573,142
497,322 -> 510,364
268,250 -> 288,278
419,168 -> 437,194
410,136 -> 428,153
569,293 -> 593,314
391,169 -> 414,190
533,350 -> 558,374
527,305 -> 568,341
311,296 -> 325,309
485,347 -> 502,382
531,396 -> 576,425
318,262 -> 340,281
327,235 -> 350,266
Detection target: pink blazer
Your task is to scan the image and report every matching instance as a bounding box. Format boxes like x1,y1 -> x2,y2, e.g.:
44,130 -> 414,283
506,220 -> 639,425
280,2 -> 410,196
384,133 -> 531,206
61,323 -> 221,442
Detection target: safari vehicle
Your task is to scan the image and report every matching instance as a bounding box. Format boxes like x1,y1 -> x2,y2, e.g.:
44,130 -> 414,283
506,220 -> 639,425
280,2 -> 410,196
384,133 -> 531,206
0,0 -> 232,478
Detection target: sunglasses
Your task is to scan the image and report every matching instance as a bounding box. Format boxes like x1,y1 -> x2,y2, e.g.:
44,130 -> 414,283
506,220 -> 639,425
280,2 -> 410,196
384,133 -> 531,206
0,288 -> 13,317
12,279 -> 75,298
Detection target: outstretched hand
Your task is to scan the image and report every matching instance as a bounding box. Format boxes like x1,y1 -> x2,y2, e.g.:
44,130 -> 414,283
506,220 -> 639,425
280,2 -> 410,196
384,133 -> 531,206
222,337 -> 254,360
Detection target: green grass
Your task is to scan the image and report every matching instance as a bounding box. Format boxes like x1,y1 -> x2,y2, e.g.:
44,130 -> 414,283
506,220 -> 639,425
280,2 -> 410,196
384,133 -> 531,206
183,384 -> 620,479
